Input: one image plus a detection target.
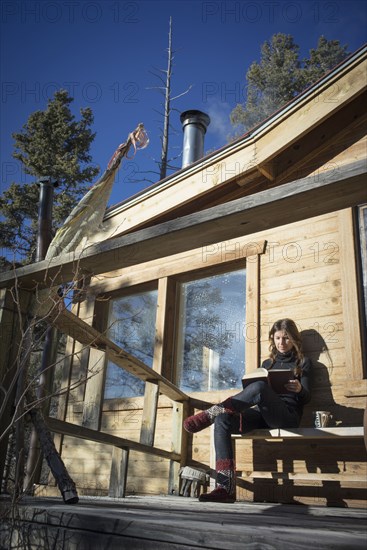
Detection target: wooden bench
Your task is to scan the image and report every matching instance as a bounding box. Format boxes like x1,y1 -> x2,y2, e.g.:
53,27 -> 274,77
232,427 -> 366,484
232,426 -> 364,440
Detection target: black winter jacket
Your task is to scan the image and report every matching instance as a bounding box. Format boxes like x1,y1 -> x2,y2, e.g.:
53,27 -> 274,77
261,351 -> 312,415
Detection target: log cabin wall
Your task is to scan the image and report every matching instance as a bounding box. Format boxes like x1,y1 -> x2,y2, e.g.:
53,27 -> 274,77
40,48 -> 366,506
50,203 -> 366,506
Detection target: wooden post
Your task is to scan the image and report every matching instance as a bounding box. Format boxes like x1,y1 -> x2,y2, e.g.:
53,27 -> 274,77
338,209 -> 364,380
109,447 -> 130,498
169,400 -> 189,495
82,294 -> 109,425
0,287 -> 79,503
50,307 -> 78,458
24,326 -> 59,491
140,278 -> 175,446
245,254 -> 261,372
82,349 -> 107,429
14,318 -> 35,496
0,288 -> 32,489
140,383 -> 159,446
49,296 -> 94,484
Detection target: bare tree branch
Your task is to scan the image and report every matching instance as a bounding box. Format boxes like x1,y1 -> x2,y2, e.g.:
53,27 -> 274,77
171,84 -> 193,101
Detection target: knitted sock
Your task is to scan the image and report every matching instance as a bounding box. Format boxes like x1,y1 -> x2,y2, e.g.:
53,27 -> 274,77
216,458 -> 236,495
183,397 -> 235,433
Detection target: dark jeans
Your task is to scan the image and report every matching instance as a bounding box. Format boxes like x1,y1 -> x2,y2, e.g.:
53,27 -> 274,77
214,380 -> 301,462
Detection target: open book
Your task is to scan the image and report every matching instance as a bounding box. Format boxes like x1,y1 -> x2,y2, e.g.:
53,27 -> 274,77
242,367 -> 295,394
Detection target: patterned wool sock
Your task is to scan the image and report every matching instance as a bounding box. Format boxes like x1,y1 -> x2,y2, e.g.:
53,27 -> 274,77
183,398 -> 235,433
216,458 -> 236,495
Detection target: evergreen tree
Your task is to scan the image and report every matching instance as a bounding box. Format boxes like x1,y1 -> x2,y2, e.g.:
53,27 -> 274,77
303,35 -> 349,86
230,34 -> 349,134
0,90 -> 99,266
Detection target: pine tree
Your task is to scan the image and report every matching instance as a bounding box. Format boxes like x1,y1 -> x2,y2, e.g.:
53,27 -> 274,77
303,35 -> 349,86
0,90 -> 99,266
230,34 -> 349,134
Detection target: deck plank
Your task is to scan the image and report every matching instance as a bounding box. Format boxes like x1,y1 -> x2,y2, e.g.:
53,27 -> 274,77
1,495 -> 366,549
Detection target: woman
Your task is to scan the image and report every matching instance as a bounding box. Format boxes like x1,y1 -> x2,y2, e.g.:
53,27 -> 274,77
183,318 -> 312,503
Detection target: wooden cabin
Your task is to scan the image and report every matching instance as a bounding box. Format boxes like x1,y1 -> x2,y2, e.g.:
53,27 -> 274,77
1,45 -> 366,509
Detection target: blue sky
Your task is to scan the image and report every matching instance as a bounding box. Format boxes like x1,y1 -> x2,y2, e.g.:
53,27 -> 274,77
1,0 -> 366,207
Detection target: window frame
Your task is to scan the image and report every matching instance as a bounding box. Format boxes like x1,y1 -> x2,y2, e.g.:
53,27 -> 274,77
103,282 -> 159,400
86,239 -> 266,409
173,262 -> 248,393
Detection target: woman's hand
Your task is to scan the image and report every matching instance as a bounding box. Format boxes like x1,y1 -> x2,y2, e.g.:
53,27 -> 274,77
285,379 -> 302,393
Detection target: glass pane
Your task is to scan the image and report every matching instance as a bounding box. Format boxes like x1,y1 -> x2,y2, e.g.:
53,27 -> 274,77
176,269 -> 246,392
104,289 -> 158,399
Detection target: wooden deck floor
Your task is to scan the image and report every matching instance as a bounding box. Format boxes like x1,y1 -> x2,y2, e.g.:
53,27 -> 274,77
1,494 -> 366,549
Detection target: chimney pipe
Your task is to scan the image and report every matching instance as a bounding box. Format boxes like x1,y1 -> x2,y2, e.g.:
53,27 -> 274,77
180,110 -> 210,168
36,176 -> 58,262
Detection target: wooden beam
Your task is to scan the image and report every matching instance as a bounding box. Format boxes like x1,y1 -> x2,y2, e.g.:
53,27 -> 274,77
48,308 -> 188,403
0,160 -> 366,291
89,240 -> 266,296
274,99 -> 367,187
257,162 -> 276,182
46,417 -> 181,462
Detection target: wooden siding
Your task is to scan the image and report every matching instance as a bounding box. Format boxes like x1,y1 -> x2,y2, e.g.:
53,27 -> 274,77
53,206 -> 366,506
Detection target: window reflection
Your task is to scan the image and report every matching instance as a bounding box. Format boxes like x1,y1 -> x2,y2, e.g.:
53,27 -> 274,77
104,289 -> 158,399
176,269 -> 246,392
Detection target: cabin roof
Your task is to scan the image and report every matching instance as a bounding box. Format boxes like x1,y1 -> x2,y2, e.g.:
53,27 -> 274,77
95,44 -> 366,244
106,44 -> 366,217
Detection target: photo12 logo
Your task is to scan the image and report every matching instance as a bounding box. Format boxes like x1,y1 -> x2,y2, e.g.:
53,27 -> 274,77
1,81 -> 140,105
201,1 -> 340,24
1,2 -> 140,24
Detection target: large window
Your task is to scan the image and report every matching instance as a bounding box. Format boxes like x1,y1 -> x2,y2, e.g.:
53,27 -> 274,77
176,268 -> 246,393
104,288 -> 158,398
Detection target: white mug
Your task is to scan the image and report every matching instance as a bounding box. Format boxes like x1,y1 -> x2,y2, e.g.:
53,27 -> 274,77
313,410 -> 333,428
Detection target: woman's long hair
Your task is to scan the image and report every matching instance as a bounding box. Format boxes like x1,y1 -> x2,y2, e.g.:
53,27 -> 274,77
268,318 -> 304,375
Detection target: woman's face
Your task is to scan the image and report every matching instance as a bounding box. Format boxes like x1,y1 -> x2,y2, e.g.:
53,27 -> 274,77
273,330 -> 294,354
